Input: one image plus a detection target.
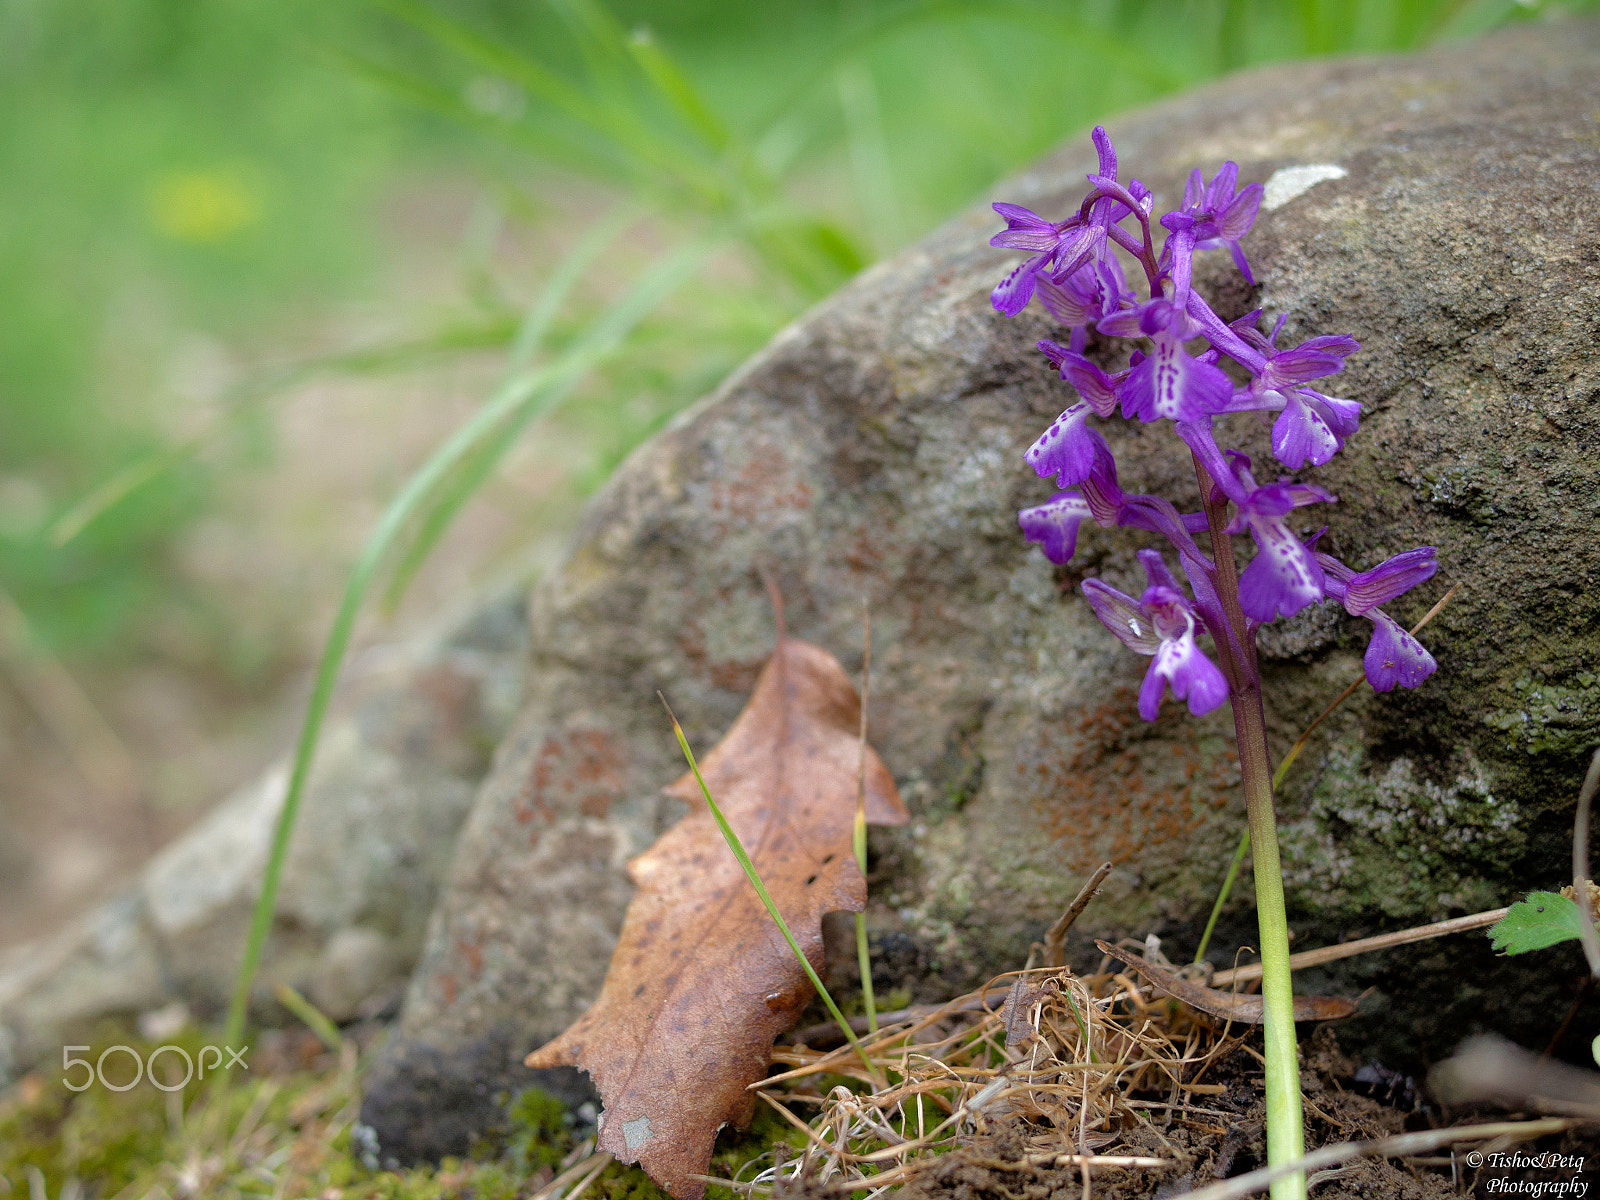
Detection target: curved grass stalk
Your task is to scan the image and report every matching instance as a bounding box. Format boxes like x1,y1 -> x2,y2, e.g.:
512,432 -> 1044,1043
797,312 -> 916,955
46,318 -> 523,549
662,704 -> 880,1084
380,202 -> 645,611
221,232 -> 721,1054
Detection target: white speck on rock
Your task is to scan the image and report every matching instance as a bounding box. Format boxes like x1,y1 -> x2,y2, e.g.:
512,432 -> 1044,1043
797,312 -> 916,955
1263,164 -> 1348,211
623,1115 -> 652,1151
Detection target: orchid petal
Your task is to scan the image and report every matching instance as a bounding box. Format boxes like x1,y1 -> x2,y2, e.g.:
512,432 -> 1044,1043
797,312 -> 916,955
1343,547 -> 1438,616
1364,611 -> 1438,691
1218,181 -> 1263,241
1025,403 -> 1107,487
1039,341 -> 1119,417
1091,125 -> 1117,181
1019,492 -> 1092,566
1270,390 -> 1363,468
1120,338 -> 1233,424
1157,634 -> 1230,716
1238,521 -> 1327,621
1083,578 -> 1162,655
1227,239 -> 1255,286
1137,548 -> 1184,596
991,253 -> 1047,317
990,203 -> 1061,251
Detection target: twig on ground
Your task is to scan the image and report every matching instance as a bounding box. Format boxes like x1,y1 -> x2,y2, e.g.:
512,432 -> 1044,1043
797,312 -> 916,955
1209,907 -> 1510,987
1160,1119 -> 1572,1200
1044,863 -> 1113,968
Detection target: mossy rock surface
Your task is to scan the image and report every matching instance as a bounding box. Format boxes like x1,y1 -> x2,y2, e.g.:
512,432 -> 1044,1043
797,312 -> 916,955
362,17 -> 1600,1160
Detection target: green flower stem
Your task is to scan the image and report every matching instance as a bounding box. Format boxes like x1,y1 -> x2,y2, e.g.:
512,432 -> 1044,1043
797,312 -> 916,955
1195,457 -> 1305,1200
1193,584 -> 1460,967
1232,684 -> 1306,1200
854,604 -> 878,1033
1193,826 -> 1250,966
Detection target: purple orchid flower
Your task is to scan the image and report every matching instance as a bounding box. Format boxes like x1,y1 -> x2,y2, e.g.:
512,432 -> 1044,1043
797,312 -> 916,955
1024,341 -> 1122,487
990,127 -> 1125,318
1018,491 -> 1092,565
1314,542 -> 1440,691
1082,550 -> 1228,720
1098,299 -> 1233,424
994,125 -> 1444,715
989,203 -> 1079,317
1225,465 -> 1336,621
1160,160 -> 1265,286
1222,315 -> 1364,468
1035,255 -> 1130,342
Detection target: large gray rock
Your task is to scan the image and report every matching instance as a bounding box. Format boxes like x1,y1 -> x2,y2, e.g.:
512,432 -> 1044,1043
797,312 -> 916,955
362,20 -> 1600,1159
0,590 -> 528,1083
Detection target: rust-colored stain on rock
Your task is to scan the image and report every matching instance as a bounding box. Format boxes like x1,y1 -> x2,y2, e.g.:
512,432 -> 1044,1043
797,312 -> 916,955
1024,689 -> 1238,871
513,727 -> 629,827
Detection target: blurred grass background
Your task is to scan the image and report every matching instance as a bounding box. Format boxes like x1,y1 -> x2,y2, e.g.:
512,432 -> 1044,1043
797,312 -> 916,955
1,0 -> 1591,947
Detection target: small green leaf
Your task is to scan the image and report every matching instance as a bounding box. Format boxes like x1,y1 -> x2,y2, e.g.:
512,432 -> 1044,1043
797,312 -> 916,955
1488,892 -> 1586,955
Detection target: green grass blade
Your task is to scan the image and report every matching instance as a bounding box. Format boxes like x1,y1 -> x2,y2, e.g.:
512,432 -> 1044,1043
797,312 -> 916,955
854,809 -> 877,1034
624,28 -> 731,154
223,235 -> 720,1054
508,203 -> 645,374
330,44 -> 634,185
372,0 -> 724,203
47,317 -> 523,548
664,704 -> 866,1060
1193,825 -> 1251,965
272,982 -> 344,1053
744,0 -> 1179,152
378,201 -> 644,613
380,228 -> 710,612
371,0 -> 611,135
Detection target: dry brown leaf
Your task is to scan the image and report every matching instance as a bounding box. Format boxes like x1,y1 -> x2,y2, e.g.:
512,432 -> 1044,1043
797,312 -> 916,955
526,636 -> 909,1200
1095,941 -> 1358,1024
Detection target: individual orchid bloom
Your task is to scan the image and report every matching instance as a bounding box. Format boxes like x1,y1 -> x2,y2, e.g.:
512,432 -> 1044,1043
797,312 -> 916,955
1160,160 -> 1265,284
1225,316 -> 1364,468
1025,404 -> 1107,490
1360,612 -> 1438,691
989,203 -> 1080,317
1099,299 -> 1233,424
1038,340 -> 1120,412
1034,254 -> 1130,336
1018,491 -> 1092,565
1270,388 -> 1363,470
1082,550 -> 1228,720
1226,472 -> 1336,621
1025,344 -> 1120,488
1314,543 -> 1440,691
1340,546 -> 1438,614
993,126 -> 1134,317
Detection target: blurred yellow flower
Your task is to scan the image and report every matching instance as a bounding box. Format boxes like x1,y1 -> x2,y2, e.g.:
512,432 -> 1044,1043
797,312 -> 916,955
147,168 -> 262,244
